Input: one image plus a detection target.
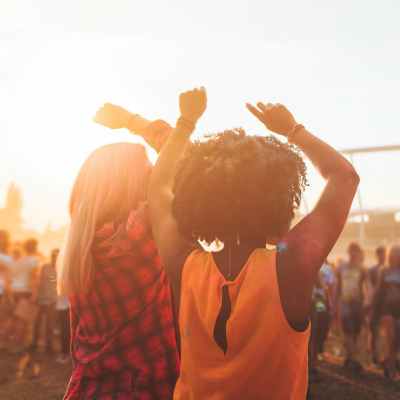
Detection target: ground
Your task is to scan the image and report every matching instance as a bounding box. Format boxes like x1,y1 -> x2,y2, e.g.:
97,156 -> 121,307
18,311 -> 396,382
0,351 -> 71,400
0,351 -> 399,400
0,319 -> 398,400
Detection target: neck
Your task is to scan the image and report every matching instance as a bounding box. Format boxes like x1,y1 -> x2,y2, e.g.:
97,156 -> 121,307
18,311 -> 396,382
223,238 -> 266,251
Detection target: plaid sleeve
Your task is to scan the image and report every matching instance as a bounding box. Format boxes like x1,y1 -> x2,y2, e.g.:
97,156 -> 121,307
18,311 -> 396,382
141,119 -> 173,153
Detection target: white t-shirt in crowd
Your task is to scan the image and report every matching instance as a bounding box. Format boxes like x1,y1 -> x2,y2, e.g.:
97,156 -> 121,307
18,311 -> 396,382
11,255 -> 39,293
0,253 -> 12,295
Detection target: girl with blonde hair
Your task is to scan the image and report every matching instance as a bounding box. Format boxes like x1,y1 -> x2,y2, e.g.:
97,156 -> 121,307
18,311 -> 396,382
60,99 -> 181,399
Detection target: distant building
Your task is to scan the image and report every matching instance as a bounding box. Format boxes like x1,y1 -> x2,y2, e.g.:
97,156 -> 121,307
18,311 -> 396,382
0,182 -> 24,239
0,183 -> 67,255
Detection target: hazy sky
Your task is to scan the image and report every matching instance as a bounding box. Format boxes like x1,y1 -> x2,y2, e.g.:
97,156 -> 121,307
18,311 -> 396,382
1,1 -> 400,230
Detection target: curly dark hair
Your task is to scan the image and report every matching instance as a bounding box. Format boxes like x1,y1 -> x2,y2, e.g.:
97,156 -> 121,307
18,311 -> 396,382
172,129 -> 307,244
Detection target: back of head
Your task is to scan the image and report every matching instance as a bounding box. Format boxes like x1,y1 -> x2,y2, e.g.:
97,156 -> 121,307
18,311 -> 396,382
24,238 -> 38,255
59,142 -> 151,295
347,242 -> 363,265
172,129 -> 307,244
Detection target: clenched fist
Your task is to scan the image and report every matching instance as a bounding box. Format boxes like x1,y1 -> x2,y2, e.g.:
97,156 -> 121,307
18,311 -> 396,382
246,102 -> 297,136
94,103 -> 133,129
179,87 -> 207,123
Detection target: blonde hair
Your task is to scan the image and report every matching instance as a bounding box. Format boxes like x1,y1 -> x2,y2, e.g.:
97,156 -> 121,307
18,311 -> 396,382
58,143 -> 151,295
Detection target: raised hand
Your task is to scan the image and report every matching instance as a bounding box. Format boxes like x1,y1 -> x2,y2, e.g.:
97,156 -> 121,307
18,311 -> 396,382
93,103 -> 133,129
246,102 -> 297,137
179,87 -> 207,124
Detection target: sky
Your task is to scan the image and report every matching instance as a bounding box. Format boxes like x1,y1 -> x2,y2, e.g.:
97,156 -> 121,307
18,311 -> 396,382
1,0 -> 400,231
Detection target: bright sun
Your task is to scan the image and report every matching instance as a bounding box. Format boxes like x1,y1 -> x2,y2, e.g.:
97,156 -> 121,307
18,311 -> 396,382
6,37 -> 155,229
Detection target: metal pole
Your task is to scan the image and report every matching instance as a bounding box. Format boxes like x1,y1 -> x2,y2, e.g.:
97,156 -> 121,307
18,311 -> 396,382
349,154 -> 365,244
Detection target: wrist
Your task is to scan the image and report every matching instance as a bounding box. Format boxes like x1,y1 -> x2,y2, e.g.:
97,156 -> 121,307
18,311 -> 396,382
287,123 -> 306,144
126,113 -> 152,135
126,113 -> 140,130
176,116 -> 196,134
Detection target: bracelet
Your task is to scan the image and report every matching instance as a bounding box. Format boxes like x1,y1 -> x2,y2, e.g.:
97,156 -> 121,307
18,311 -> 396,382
287,124 -> 305,143
176,117 -> 196,133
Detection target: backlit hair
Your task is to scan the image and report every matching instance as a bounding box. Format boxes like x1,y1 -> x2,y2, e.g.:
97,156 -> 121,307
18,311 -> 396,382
172,129 -> 307,244
58,143 -> 151,295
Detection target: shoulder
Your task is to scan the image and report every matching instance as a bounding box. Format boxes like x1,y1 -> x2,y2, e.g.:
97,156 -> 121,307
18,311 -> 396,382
182,248 -> 207,267
181,249 -> 209,278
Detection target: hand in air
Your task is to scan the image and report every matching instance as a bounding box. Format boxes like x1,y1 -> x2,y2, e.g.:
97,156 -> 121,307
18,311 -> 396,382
246,102 -> 297,136
93,103 -> 132,129
179,87 -> 207,123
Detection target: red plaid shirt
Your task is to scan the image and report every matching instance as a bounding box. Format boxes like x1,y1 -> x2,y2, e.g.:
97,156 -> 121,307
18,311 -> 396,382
64,205 -> 179,400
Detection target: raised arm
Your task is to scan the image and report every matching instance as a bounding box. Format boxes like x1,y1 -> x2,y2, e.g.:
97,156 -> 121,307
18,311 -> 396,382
94,103 -> 172,153
247,102 -> 359,328
148,88 -> 207,281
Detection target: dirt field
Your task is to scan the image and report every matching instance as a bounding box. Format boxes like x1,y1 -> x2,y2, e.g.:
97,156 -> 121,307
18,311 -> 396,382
0,351 -> 399,400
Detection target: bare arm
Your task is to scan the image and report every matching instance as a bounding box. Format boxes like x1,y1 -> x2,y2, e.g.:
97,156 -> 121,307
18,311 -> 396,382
247,102 -> 359,329
94,103 -> 173,153
148,88 -> 207,281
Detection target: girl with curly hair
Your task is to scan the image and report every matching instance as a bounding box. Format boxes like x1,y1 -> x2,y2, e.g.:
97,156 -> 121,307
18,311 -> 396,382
149,88 -> 359,399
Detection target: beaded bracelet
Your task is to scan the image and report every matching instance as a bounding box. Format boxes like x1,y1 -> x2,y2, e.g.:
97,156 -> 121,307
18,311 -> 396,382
287,124 -> 305,143
176,116 -> 196,132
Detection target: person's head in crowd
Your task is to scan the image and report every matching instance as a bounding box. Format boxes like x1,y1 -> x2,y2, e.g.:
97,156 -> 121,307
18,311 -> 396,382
336,257 -> 345,269
24,238 -> 38,255
51,248 -> 60,267
388,245 -> 400,268
60,142 -> 152,294
0,230 -> 10,254
376,245 -> 386,266
171,129 -> 307,245
347,242 -> 363,267
12,247 -> 22,261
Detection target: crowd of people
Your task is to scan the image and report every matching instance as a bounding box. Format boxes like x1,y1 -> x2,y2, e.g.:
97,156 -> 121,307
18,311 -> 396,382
309,243 -> 400,381
0,230 -> 70,365
0,87 -> 399,399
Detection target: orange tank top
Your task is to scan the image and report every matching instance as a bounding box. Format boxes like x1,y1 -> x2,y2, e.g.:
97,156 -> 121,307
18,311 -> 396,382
174,248 -> 310,400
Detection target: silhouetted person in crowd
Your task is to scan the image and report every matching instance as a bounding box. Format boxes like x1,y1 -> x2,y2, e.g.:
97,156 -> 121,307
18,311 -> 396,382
369,246 -> 387,364
336,242 -> 367,372
30,249 -> 59,353
55,294 -> 70,364
11,238 -> 40,347
0,230 -> 12,304
372,245 -> 400,380
309,272 -> 331,382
